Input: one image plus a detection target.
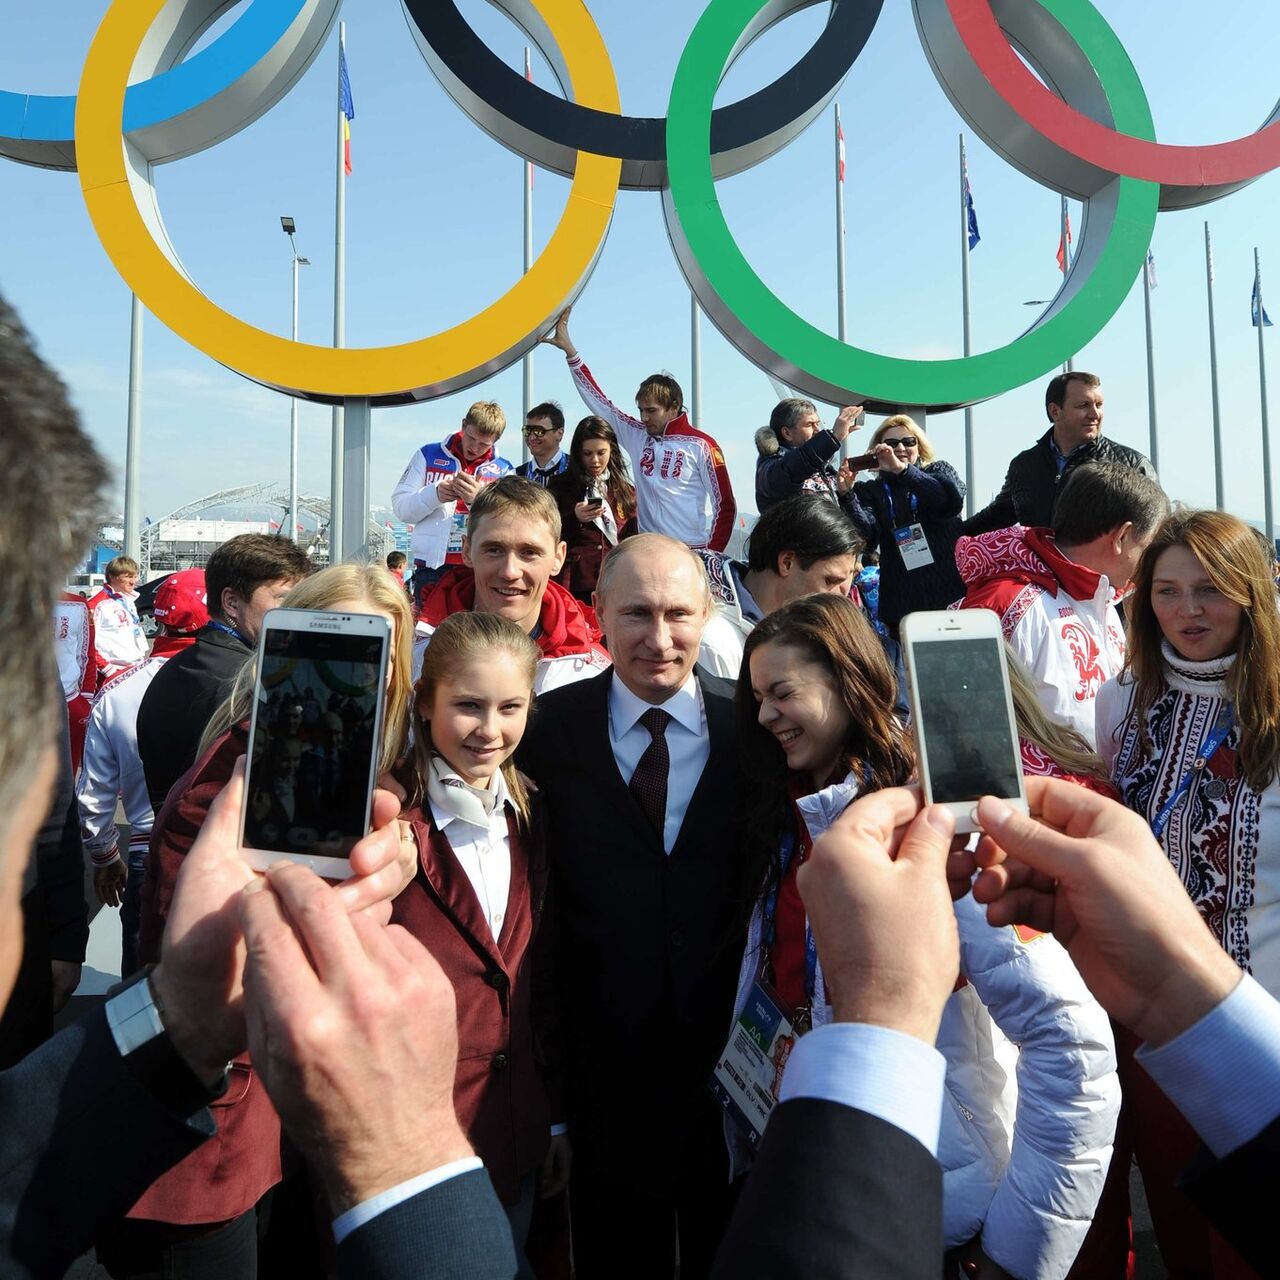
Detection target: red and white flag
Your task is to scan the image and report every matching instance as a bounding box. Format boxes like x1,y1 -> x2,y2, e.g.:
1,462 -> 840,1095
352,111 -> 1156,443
837,119 -> 846,184
1056,211 -> 1073,273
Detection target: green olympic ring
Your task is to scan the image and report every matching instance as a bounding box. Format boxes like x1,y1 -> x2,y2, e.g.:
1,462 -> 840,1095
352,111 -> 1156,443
664,0 -> 1161,411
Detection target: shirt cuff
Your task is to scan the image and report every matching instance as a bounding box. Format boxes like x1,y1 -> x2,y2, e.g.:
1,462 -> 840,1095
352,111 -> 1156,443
1136,973 -> 1280,1158
331,1157 -> 484,1244
778,1022 -> 946,1157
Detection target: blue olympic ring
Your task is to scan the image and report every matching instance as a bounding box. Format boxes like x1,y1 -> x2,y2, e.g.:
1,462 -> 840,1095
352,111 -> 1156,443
0,0 -> 311,169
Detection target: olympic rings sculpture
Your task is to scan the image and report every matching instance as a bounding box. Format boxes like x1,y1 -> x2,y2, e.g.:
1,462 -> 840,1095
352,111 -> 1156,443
2,0 -> 1278,413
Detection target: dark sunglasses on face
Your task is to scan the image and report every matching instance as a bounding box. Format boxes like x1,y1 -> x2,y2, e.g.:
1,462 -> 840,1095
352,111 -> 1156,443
523,425 -> 559,437
881,436 -> 918,448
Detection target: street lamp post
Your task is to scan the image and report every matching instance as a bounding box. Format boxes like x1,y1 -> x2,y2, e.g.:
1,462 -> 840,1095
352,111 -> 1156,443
281,217 -> 309,546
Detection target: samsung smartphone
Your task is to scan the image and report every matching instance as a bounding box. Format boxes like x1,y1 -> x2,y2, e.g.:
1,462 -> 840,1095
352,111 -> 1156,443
900,609 -> 1027,834
240,608 -> 390,879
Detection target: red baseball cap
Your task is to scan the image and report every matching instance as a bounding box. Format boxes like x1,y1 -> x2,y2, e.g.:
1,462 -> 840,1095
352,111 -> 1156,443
152,569 -> 210,634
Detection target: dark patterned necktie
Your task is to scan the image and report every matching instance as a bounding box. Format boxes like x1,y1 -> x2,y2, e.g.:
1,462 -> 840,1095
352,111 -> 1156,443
629,707 -> 671,839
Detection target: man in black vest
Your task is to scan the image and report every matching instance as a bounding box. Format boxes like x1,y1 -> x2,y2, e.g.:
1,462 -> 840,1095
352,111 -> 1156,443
137,533 -> 311,811
518,533 -> 743,1279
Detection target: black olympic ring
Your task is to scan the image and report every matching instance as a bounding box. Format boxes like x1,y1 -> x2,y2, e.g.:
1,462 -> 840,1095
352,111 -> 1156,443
400,0 -> 884,190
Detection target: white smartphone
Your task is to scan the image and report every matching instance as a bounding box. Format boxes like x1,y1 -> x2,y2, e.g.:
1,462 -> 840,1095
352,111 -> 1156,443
900,609 -> 1027,834
240,607 -> 390,879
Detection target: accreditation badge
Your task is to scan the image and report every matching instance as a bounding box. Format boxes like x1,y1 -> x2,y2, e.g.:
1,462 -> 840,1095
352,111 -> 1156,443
710,981 -> 798,1149
446,508 -> 468,555
894,522 -> 935,570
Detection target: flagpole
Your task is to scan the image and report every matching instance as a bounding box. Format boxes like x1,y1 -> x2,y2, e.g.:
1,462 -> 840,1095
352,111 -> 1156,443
1143,252 -> 1159,472
960,135 -> 975,516
124,293 -> 143,563
521,46 -> 534,463
835,104 -> 847,345
1061,196 -> 1073,374
1205,223 -> 1225,510
1257,247 -> 1274,549
690,295 -> 703,427
329,21 -> 347,562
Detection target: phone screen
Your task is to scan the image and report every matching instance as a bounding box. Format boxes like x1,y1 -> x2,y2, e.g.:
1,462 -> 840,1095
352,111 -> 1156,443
913,637 -> 1021,803
244,626 -> 386,858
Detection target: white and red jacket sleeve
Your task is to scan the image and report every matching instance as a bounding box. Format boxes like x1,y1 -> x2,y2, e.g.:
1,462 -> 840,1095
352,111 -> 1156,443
391,446 -> 450,525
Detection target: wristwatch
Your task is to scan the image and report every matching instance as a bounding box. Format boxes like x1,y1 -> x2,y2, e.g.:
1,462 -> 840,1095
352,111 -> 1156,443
104,964 -> 230,1115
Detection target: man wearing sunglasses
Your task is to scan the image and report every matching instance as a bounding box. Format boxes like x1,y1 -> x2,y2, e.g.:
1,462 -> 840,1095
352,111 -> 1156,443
515,402 -> 569,487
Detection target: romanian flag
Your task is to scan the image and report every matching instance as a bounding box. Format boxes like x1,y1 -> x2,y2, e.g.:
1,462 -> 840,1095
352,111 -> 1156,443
339,43 -> 355,175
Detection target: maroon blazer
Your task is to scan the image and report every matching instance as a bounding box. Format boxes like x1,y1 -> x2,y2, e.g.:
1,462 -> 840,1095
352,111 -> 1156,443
133,724 -> 283,1225
391,786 -> 561,1205
549,472 -> 636,603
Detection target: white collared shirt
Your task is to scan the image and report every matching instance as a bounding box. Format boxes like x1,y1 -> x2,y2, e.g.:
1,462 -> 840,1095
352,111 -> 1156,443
428,771 -> 513,941
608,672 -> 709,854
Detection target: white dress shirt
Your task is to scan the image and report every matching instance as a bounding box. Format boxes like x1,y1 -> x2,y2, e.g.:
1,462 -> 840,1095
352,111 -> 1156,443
1136,973 -> 1280,1159
428,771 -> 513,941
608,672 -> 709,854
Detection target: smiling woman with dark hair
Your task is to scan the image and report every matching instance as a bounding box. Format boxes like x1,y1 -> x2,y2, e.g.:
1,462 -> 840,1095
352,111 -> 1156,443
549,415 -> 637,604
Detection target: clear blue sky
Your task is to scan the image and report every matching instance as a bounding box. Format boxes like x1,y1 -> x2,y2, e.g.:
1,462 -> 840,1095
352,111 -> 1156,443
3,0 -> 1280,525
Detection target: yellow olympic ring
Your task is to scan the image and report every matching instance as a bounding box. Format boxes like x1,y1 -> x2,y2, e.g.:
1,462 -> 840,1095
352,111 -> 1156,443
76,0 -> 622,405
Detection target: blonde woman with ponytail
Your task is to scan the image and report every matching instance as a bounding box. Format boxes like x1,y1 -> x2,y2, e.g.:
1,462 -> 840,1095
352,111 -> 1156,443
390,611 -> 566,1278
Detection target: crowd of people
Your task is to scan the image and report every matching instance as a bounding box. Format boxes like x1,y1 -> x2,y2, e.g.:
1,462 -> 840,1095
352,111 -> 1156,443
4,283 -> 1280,1280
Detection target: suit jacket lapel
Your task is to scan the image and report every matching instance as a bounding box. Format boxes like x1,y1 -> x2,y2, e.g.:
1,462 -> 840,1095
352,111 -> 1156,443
413,814 -> 506,971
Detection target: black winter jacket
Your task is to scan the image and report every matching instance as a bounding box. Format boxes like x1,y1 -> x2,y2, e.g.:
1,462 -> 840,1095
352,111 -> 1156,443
992,429 -> 1156,529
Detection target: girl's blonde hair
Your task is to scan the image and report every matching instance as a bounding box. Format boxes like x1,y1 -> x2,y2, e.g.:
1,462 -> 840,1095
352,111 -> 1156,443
412,612 -> 541,827
1005,645 -> 1110,785
1123,509 -> 1280,791
199,564 -> 414,773
872,414 -> 936,465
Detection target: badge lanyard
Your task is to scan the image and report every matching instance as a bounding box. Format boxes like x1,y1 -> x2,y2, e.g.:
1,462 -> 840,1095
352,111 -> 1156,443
762,763 -> 873,1022
1150,704 -> 1235,839
882,479 -> 918,525
206,618 -> 249,646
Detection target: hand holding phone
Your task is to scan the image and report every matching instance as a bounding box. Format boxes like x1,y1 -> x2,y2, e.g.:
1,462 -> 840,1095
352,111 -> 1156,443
900,609 -> 1027,835
845,451 -> 878,473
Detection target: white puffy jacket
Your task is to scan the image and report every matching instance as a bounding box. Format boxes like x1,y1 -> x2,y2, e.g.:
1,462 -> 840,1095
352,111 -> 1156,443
724,775 -> 1119,1279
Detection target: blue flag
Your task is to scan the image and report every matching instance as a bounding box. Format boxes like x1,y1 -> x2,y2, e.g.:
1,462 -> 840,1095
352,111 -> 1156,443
1253,275 -> 1273,328
965,175 -> 980,251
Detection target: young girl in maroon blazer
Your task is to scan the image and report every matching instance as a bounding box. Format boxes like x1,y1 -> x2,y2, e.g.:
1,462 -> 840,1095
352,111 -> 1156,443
392,611 -> 568,1277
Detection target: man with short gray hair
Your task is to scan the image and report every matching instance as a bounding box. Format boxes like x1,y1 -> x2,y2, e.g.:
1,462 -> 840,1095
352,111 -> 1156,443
517,533 -> 744,1279
755,398 -> 864,513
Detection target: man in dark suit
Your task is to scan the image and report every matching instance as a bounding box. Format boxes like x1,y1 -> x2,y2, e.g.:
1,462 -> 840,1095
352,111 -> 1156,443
137,532 -> 311,811
517,533 -> 744,1278
0,290 -> 513,1279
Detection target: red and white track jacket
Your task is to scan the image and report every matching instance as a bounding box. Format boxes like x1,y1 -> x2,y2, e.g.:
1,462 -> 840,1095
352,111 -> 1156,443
87,585 -> 147,683
55,592 -> 97,773
567,355 -> 736,551
955,526 -> 1125,748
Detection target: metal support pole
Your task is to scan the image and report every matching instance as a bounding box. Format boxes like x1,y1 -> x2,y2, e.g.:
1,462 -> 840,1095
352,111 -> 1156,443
1142,257 -> 1159,474
1258,249 -> 1274,549
690,295 -> 703,427
340,397 -> 372,562
290,257 -> 301,545
960,135 -> 975,516
330,21 -> 347,562
521,46 -> 534,463
124,293 -> 143,563
1206,223 -> 1225,510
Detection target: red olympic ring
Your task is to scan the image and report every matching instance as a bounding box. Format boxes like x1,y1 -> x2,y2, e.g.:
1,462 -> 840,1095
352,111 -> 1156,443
947,0 -> 1280,208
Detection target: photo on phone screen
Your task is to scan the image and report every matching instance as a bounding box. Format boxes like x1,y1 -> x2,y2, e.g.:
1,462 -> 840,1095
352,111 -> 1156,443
243,620 -> 386,863
911,636 -> 1022,803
